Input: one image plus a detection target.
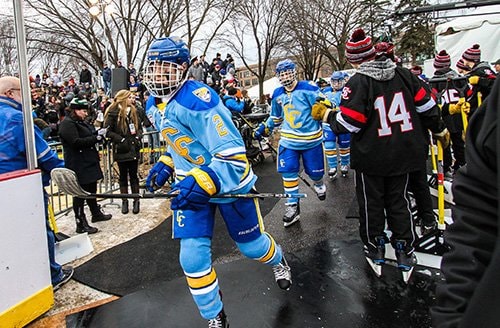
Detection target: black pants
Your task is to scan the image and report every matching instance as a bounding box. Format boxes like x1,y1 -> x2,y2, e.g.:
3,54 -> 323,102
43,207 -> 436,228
443,132 -> 466,171
73,181 -> 100,216
408,168 -> 435,226
117,160 -> 139,191
355,171 -> 417,249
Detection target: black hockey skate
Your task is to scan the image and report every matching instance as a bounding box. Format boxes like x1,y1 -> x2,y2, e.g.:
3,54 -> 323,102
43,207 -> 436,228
208,308 -> 229,328
283,202 -> 300,227
272,254 -> 292,290
340,165 -> 349,177
313,182 -> 326,200
394,240 -> 418,284
328,167 -> 338,180
364,236 -> 386,277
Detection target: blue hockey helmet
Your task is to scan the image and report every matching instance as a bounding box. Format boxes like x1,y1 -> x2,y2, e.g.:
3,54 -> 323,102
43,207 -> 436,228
330,71 -> 347,91
143,37 -> 190,98
275,59 -> 297,89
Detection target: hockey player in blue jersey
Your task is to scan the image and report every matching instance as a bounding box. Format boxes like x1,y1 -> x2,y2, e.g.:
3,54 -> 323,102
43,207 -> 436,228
142,37 -> 291,328
323,71 -> 351,179
253,59 -> 326,227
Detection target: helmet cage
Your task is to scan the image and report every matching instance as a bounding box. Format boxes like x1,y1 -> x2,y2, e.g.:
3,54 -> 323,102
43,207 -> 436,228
330,78 -> 346,91
276,69 -> 297,88
143,60 -> 185,98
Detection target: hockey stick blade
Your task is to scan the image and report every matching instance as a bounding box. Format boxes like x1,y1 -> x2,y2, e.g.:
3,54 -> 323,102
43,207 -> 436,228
51,168 -> 306,199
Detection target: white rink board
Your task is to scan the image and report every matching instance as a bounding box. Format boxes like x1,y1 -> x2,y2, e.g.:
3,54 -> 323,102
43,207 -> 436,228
0,170 -> 51,311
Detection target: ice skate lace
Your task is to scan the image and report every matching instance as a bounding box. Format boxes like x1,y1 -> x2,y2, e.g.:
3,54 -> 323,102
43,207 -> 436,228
314,184 -> 326,194
208,316 -> 223,328
284,205 -> 297,218
272,262 -> 291,281
340,165 -> 348,171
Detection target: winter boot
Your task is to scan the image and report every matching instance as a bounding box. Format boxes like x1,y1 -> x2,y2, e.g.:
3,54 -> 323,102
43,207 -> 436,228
272,254 -> 292,290
364,236 -> 386,277
132,200 -> 140,214
313,182 -> 326,200
90,204 -> 112,222
121,199 -> 129,214
394,240 -> 418,284
208,308 -> 229,328
283,202 -> 300,227
131,182 -> 140,214
75,212 -> 98,234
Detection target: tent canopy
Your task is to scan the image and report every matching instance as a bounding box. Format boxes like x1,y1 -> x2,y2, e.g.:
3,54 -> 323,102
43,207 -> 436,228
429,5 -> 500,76
246,77 -> 281,100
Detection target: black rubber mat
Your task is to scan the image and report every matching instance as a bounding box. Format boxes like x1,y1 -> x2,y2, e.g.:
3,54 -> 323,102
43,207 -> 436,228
72,158 -> 284,296
67,238 -> 441,328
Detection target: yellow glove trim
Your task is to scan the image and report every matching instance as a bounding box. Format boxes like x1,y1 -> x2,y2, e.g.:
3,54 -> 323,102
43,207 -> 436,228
159,155 -> 174,169
188,168 -> 218,196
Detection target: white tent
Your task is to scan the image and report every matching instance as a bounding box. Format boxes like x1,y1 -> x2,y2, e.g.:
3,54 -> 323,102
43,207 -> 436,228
424,5 -> 500,75
246,77 -> 281,100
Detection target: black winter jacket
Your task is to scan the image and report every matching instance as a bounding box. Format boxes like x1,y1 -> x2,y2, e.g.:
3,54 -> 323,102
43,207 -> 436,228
58,115 -> 103,184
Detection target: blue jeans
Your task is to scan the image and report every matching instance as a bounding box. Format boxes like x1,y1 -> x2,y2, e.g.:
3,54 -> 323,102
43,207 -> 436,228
44,191 -> 63,285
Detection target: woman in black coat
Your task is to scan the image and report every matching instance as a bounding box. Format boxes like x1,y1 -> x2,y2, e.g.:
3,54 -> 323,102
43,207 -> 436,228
58,96 -> 112,234
104,90 -> 151,214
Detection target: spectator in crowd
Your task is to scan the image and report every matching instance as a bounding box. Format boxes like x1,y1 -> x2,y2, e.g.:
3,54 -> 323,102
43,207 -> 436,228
79,64 -> 92,85
104,89 -> 151,215
102,63 -> 112,94
187,56 -> 205,82
492,58 -> 500,74
128,62 -> 137,77
58,96 -> 112,234
0,76 -> 73,291
129,74 -> 140,93
222,87 -> 244,114
199,54 -> 210,82
51,67 -> 62,86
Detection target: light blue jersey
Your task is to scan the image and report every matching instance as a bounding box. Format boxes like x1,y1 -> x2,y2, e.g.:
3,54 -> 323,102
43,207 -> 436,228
150,80 -> 256,203
268,81 -> 323,150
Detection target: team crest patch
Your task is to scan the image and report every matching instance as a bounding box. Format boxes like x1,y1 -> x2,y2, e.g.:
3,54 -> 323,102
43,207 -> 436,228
192,87 -> 211,102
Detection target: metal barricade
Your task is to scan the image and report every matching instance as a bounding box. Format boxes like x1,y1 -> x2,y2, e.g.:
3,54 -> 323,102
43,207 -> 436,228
47,130 -> 166,216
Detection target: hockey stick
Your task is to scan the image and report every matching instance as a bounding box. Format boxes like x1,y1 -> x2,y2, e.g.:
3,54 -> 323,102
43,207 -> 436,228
51,168 -> 306,199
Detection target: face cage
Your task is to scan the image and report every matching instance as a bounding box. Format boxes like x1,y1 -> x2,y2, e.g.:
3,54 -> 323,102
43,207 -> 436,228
331,79 -> 346,91
143,60 -> 185,98
276,69 -> 297,88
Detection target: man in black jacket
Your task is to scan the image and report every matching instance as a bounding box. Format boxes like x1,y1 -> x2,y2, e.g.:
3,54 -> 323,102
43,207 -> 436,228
432,73 -> 499,328
312,29 -> 449,282
79,64 -> 92,85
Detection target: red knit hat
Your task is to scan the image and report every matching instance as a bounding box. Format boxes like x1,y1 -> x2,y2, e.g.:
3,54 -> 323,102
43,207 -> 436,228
462,44 -> 481,62
456,58 -> 470,71
410,65 -> 423,75
345,28 -> 375,64
434,50 -> 451,69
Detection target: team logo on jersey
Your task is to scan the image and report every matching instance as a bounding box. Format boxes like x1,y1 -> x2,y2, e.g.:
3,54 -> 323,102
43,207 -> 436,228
341,86 -> 352,100
192,87 -> 211,102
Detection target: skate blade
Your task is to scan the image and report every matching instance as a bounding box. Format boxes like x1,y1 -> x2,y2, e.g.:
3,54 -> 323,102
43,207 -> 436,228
283,215 -> 300,227
365,257 -> 383,277
401,267 -> 414,284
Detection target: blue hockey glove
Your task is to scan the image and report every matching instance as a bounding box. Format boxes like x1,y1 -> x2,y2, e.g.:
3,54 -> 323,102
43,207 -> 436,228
146,155 -> 174,192
170,166 -> 221,210
253,123 -> 269,141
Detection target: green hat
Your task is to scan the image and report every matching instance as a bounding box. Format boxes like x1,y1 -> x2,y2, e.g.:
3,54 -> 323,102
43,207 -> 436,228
69,97 -> 88,110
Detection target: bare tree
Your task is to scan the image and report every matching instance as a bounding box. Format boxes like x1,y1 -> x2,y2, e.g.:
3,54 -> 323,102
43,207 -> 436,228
222,0 -> 290,102
0,16 -> 18,76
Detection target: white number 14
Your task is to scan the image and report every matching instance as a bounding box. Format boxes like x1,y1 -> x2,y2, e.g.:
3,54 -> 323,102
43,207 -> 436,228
374,92 -> 413,137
